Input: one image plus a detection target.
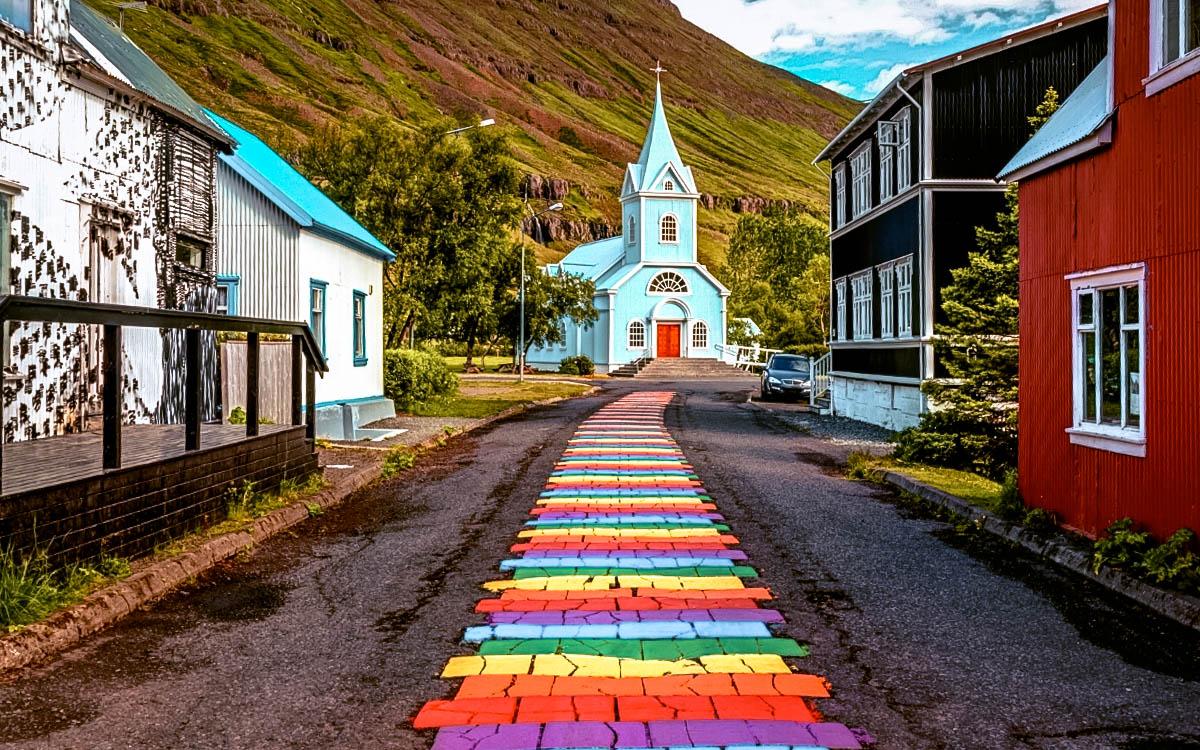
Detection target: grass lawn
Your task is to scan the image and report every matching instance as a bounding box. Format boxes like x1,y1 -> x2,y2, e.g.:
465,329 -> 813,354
442,356 -> 507,373
879,460 -> 1003,511
409,381 -> 592,419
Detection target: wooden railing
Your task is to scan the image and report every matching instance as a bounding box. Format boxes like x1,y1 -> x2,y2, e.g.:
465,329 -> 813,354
0,295 -> 328,488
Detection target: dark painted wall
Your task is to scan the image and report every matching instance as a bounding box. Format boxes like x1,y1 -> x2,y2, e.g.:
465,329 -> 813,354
930,190 -> 1007,327
932,18 -> 1108,179
831,196 -> 920,277
832,347 -> 921,379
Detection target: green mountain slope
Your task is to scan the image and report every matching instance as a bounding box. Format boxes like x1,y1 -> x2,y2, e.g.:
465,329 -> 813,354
90,0 -> 857,265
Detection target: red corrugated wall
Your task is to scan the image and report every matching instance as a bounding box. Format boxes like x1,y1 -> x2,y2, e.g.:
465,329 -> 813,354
1018,0 -> 1200,539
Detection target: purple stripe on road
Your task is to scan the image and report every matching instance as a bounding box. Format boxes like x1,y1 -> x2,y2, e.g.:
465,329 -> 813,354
431,721 -> 863,750
486,609 -> 784,625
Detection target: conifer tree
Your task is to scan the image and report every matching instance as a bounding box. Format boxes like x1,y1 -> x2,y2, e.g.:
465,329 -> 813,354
894,88 -> 1059,479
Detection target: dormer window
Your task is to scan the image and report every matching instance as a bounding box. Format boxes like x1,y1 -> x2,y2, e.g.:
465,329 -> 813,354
663,180 -> 675,192
0,0 -> 33,33
660,214 -> 679,244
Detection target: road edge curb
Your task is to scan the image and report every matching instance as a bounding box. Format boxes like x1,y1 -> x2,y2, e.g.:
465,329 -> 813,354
0,386 -> 604,676
878,470 -> 1200,632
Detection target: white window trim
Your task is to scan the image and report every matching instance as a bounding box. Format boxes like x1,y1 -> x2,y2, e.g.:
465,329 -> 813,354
691,320 -> 709,349
659,213 -> 680,245
834,277 -> 847,342
663,179 -> 675,192
628,319 -> 646,349
878,261 -> 895,339
1068,263 -> 1147,457
850,143 -> 872,219
896,108 -> 913,192
1147,0 -> 1200,95
895,255 -> 914,338
851,270 -> 873,341
833,165 -> 847,230
877,121 -> 896,203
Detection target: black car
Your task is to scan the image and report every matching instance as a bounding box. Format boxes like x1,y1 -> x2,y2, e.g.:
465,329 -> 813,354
760,354 -> 812,401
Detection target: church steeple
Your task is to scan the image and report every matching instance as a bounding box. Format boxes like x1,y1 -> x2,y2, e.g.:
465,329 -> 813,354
636,81 -> 684,181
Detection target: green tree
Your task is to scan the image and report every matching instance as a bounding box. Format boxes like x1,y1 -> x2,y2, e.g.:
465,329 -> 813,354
720,207 -> 829,349
894,88 -> 1060,479
502,244 -> 598,355
299,118 -> 523,351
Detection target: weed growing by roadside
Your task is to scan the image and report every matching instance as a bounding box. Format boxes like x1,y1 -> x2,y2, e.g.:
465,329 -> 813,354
381,447 -> 416,479
1021,508 -> 1060,537
1092,518 -> 1153,573
1138,529 -> 1200,591
305,503 -> 325,519
845,452 -> 875,480
0,547 -> 131,631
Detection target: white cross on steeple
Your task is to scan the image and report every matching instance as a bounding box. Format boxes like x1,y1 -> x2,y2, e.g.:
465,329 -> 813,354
651,60 -> 667,85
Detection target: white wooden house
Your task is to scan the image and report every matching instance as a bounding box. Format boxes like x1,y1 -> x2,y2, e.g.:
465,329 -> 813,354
205,111 -> 396,440
1,0 -> 230,441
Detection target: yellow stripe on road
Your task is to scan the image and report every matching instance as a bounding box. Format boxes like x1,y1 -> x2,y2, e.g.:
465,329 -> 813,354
441,653 -> 792,678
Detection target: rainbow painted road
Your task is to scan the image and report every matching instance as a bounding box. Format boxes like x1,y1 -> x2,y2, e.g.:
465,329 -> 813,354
413,392 -> 871,749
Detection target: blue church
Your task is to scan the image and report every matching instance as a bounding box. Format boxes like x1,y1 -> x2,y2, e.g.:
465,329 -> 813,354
527,83 -> 729,374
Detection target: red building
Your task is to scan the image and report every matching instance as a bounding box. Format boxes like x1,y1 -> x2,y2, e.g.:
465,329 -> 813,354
1000,0 -> 1200,539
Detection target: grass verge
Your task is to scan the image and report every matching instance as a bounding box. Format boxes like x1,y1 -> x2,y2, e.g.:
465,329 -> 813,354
847,453 -> 1004,512
1,549 -> 131,632
442,356 -> 505,373
408,381 -> 591,419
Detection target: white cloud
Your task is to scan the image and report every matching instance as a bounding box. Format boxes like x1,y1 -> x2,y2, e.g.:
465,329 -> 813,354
862,62 -> 918,96
817,80 -> 860,97
671,0 -> 1096,57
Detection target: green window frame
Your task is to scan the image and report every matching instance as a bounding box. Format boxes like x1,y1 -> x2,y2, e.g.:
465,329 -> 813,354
309,279 -> 327,354
352,290 -> 367,367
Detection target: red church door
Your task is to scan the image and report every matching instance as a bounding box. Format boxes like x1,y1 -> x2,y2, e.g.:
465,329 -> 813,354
656,323 -> 682,358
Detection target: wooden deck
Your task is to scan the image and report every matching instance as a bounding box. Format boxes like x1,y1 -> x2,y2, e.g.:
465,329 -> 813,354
0,423 -> 295,498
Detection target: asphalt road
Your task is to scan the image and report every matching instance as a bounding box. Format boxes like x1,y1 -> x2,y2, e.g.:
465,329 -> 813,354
2,381 -> 1199,750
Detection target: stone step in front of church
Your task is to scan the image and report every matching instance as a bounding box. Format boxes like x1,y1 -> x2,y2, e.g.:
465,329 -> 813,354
633,359 -> 757,380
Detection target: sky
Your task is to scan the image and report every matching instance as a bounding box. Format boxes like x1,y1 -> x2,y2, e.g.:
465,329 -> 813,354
671,0 -> 1102,100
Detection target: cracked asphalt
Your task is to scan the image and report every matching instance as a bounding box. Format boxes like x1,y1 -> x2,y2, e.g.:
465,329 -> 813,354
2,381 -> 1199,749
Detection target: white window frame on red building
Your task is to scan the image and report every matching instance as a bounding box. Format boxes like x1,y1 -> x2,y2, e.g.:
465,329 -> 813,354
1067,263 -> 1147,457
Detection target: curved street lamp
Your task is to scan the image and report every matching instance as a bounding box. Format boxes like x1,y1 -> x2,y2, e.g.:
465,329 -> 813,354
519,201 -> 564,383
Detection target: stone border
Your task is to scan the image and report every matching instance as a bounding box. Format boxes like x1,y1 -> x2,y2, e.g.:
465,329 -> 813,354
880,470 -> 1200,632
0,386 -> 603,675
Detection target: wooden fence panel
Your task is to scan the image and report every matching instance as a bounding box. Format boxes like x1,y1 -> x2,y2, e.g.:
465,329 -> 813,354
221,341 -> 294,425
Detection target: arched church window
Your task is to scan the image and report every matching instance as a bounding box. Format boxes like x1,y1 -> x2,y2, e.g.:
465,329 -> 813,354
663,180 -> 675,192
648,271 -> 689,295
627,216 -> 636,244
660,214 -> 679,243
628,320 -> 646,349
691,321 -> 709,349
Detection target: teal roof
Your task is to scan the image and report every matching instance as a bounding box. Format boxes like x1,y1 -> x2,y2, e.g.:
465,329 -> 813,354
1000,57 -> 1111,179
206,110 -> 394,261
625,84 -> 696,194
71,3 -> 225,141
554,236 -> 624,285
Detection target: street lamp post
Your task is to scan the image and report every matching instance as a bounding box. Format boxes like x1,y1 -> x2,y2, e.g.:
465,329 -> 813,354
520,201 -> 564,383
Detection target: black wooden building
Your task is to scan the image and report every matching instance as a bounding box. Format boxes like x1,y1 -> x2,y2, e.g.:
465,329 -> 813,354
813,5 -> 1108,430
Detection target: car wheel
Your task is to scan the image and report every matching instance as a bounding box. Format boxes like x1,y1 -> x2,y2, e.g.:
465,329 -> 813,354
760,384 -> 772,401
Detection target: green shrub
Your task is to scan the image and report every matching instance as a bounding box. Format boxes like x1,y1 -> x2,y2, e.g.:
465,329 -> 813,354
384,349 -> 458,410
783,344 -> 829,359
228,406 -> 247,425
995,470 -> 1024,522
894,406 -> 1015,481
1022,508 -> 1059,536
559,355 -> 595,376
0,547 -> 130,630
1092,518 -> 1153,573
1138,529 -> 1200,590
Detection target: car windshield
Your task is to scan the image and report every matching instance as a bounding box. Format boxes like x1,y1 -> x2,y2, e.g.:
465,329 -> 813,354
771,356 -> 808,373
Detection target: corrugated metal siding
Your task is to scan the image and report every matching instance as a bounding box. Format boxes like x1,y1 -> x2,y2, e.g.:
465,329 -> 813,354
1018,2 -> 1200,539
216,162 -> 300,321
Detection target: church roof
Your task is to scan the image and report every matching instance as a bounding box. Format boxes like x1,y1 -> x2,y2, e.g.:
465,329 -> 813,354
554,236 -> 625,283
625,83 -> 697,194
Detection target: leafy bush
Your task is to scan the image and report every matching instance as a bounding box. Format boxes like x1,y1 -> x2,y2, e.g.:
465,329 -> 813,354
1022,508 -> 1059,536
784,343 -> 830,359
995,470 -> 1024,522
894,405 -> 1016,481
1138,529 -> 1200,590
384,349 -> 458,410
559,355 -> 595,376
1092,518 -> 1153,573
